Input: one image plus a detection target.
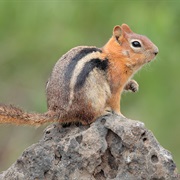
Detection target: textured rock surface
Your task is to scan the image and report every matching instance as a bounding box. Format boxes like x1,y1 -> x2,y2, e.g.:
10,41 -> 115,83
0,114 -> 179,180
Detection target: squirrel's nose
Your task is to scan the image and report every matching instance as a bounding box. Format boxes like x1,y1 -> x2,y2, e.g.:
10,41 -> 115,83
154,51 -> 158,56
154,47 -> 159,56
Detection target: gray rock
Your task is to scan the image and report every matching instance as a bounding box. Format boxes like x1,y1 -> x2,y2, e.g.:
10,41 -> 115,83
0,114 -> 179,180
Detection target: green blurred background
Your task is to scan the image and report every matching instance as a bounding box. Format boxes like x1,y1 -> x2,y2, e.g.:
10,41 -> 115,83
0,0 -> 180,172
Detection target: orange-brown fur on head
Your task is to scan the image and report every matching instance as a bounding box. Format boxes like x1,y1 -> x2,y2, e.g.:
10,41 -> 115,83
103,24 -> 158,72
102,23 -> 158,114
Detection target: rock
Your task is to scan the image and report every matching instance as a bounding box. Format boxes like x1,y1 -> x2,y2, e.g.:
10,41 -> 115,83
0,114 -> 179,180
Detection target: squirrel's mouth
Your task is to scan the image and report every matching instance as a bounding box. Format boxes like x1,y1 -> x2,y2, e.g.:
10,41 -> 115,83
147,58 -> 155,63
147,59 -> 153,63
145,48 -> 158,63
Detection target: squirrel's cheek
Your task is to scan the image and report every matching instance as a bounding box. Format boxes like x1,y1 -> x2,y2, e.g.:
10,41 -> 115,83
122,50 -> 130,58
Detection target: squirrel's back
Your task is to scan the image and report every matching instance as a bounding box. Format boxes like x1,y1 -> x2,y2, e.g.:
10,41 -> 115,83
46,46 -> 111,124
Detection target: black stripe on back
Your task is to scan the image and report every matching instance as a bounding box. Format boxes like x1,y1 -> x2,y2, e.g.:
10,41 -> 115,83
75,58 -> 109,91
65,47 -> 102,82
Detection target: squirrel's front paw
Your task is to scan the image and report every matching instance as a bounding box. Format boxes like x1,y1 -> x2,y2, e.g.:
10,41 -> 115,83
124,80 -> 139,93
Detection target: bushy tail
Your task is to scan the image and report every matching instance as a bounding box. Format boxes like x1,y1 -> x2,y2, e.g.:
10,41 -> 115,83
0,104 -> 56,126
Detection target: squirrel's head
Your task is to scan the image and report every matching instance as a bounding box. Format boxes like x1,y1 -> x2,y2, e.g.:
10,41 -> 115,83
107,24 -> 159,71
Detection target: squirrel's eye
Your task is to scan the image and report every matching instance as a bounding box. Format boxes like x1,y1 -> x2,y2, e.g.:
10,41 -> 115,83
131,41 -> 141,48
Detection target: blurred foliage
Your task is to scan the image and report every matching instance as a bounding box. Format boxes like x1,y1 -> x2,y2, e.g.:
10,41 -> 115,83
0,0 -> 180,171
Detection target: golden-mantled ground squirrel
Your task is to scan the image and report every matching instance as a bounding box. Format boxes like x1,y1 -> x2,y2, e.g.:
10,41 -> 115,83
0,24 -> 158,126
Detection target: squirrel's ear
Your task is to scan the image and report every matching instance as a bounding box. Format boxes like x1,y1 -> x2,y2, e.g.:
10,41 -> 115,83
113,25 -> 122,41
121,24 -> 133,33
